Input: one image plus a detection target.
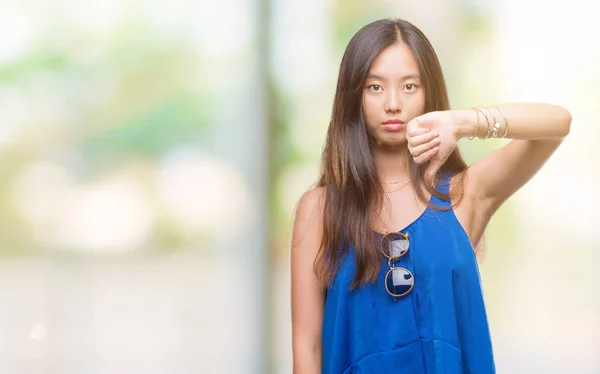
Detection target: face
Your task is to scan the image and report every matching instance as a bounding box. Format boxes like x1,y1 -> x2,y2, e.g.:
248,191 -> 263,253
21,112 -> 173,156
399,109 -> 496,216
362,43 -> 426,146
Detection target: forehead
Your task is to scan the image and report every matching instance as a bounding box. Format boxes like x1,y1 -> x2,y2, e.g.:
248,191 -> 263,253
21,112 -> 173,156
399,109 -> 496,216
367,43 -> 420,79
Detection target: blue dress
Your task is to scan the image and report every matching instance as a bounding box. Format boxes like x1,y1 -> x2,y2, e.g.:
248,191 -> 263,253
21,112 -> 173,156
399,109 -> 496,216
321,174 -> 495,373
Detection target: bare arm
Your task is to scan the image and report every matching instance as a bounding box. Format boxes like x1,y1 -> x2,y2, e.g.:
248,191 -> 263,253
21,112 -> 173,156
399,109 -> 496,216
290,187 -> 327,374
454,102 -> 572,216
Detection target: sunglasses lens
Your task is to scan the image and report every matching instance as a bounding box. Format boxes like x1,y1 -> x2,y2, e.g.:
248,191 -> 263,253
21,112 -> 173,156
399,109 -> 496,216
382,232 -> 409,258
386,268 -> 414,297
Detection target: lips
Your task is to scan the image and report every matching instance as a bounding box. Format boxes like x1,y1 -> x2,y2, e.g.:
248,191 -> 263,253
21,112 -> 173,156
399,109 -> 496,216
383,119 -> 405,131
384,119 -> 404,124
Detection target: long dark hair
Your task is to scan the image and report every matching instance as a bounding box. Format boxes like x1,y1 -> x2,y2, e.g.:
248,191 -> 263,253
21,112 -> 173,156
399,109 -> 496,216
315,18 -> 469,289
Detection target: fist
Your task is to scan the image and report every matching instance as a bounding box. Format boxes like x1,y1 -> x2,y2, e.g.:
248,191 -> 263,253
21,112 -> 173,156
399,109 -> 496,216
405,111 -> 459,186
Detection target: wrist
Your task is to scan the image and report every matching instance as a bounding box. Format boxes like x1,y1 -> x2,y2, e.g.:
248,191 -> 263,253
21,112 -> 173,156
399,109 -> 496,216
452,109 -> 479,139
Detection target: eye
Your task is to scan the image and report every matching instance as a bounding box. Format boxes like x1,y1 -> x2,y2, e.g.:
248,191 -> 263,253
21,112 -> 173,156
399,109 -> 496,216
368,84 -> 383,92
404,84 -> 419,92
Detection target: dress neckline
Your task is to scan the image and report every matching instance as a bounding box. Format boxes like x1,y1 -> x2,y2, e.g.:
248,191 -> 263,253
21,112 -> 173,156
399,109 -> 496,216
372,193 -> 433,236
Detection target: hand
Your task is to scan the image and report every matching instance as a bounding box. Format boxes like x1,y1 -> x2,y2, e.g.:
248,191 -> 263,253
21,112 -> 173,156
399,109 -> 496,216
406,111 -> 459,186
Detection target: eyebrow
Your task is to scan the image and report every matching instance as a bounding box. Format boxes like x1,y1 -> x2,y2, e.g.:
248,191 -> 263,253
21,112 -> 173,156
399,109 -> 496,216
365,73 -> 421,81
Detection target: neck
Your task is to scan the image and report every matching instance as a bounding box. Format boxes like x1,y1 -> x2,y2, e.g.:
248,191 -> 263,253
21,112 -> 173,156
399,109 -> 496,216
372,142 -> 412,184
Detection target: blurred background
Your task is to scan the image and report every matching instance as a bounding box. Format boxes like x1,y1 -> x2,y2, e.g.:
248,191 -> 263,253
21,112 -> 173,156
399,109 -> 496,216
0,0 -> 598,373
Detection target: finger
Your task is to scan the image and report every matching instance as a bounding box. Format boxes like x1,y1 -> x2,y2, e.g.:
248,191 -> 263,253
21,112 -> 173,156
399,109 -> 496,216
406,126 -> 429,137
405,118 -> 422,134
413,146 -> 439,164
410,136 -> 441,157
405,118 -> 419,132
425,158 -> 444,187
408,131 -> 439,149
406,129 -> 428,148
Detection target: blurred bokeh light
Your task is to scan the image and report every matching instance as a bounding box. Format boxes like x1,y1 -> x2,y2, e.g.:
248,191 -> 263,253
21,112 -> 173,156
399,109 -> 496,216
0,0 -> 598,373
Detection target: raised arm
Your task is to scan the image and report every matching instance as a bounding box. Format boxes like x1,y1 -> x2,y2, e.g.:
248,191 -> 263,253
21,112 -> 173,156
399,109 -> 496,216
454,103 -> 571,213
290,187 -> 327,374
405,102 -> 571,246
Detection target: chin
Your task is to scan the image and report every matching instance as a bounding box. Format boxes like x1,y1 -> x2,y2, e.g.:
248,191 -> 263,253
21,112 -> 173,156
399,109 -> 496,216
376,138 -> 407,147
381,133 -> 407,145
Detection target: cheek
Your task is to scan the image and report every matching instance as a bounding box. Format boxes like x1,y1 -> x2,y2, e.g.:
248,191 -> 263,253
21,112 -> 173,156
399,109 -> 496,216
401,94 -> 425,119
362,95 -> 379,124
414,92 -> 426,113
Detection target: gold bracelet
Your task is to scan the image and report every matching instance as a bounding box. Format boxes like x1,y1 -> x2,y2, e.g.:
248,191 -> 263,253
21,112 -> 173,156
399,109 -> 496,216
495,106 -> 509,138
468,108 -> 479,140
475,108 -> 490,139
484,108 -> 501,138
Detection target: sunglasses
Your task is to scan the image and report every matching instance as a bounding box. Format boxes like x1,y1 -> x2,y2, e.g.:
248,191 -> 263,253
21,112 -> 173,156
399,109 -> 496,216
380,231 -> 414,298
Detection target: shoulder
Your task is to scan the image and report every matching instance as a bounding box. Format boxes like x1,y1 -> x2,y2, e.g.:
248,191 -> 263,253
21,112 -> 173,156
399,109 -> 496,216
296,186 -> 326,214
291,187 -> 326,248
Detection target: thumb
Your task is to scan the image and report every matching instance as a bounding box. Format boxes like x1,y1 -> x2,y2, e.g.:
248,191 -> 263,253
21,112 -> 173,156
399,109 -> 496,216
405,117 -> 422,137
424,157 -> 443,188
413,113 -> 434,130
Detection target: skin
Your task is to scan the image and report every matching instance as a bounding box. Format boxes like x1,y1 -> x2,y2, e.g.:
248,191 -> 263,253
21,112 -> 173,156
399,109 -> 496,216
290,43 -> 571,373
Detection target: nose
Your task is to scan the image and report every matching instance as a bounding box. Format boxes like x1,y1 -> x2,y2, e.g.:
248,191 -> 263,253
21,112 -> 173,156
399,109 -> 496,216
384,88 -> 402,113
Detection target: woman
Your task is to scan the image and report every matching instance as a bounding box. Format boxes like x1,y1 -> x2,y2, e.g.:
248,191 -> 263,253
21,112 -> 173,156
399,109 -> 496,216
290,18 -> 571,373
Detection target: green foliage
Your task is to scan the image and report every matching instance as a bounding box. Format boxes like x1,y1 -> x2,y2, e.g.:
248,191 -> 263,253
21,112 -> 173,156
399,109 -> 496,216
82,94 -> 211,159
